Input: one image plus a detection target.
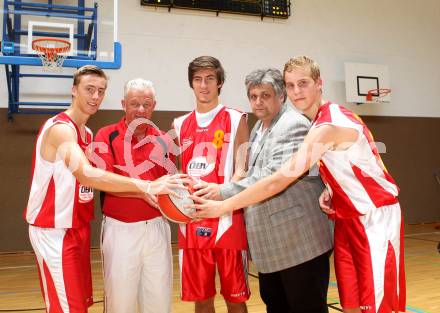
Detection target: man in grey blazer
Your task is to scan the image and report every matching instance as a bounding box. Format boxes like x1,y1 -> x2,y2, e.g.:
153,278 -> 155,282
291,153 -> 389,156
194,68 -> 333,313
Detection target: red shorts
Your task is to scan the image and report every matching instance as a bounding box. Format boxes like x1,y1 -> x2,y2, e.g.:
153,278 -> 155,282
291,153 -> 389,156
179,248 -> 250,302
29,224 -> 93,313
334,203 -> 405,313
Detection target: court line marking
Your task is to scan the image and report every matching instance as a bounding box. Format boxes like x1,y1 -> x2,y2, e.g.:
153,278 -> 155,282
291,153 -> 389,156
405,237 -> 439,243
0,260 -> 433,313
0,285 -> 431,313
406,305 -> 431,313
327,282 -> 429,313
404,231 -> 440,236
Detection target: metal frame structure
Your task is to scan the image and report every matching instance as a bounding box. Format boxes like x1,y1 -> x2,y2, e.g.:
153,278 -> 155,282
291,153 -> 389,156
0,0 -> 121,120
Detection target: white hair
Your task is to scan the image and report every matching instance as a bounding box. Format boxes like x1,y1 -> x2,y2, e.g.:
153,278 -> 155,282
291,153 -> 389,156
124,78 -> 156,98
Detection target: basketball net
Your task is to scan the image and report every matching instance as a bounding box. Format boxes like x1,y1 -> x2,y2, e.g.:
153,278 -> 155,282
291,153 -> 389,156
32,38 -> 71,71
366,88 -> 391,103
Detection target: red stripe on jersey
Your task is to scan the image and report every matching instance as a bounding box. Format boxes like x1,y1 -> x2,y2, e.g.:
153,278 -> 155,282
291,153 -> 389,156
42,259 -> 64,312
356,117 -> 395,182
57,112 -> 92,147
62,229 -> 91,311
335,218 -> 377,312
347,104 -> 399,192
377,241 -> 399,313
339,105 -> 398,189
350,164 -> 398,209
319,163 -> 360,219
23,125 -> 46,220
313,101 -> 332,126
398,216 -> 406,311
339,104 -> 362,124
34,177 -> 56,227
383,170 -> 399,192
72,183 -> 81,228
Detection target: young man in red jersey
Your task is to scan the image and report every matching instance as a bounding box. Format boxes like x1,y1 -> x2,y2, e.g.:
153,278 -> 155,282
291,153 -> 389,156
173,56 -> 250,313
25,66 -> 186,313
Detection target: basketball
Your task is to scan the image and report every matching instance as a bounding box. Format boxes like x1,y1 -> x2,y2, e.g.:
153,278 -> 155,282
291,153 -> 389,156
157,184 -> 195,224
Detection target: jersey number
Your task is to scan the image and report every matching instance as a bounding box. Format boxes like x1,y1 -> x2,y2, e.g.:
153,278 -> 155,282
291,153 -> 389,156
212,130 -> 224,149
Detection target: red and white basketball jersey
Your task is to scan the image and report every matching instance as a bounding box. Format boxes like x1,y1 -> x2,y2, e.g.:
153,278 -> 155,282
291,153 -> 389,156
174,104 -> 247,249
24,112 -> 94,228
311,102 -> 399,219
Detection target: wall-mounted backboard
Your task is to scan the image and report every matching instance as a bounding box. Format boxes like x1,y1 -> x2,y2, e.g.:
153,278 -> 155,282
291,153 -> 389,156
0,1 -> 122,119
0,0 -> 121,69
345,62 -> 391,104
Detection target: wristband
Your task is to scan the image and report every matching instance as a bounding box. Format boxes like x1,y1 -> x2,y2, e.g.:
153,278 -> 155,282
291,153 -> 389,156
145,180 -> 152,194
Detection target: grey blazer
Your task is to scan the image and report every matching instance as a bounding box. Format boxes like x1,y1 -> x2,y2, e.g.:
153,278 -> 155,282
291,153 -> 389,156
220,104 -> 333,273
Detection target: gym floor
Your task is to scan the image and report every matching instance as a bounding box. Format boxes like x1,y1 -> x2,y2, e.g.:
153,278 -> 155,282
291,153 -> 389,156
0,223 -> 439,313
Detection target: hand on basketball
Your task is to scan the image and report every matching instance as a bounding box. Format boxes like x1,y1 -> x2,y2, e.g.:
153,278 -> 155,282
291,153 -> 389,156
148,174 -> 191,198
186,195 -> 229,219
319,188 -> 335,215
192,181 -> 222,200
141,193 -> 159,209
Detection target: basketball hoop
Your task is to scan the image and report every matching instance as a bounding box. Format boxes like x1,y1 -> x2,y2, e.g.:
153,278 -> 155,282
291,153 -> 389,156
32,38 -> 71,71
366,88 -> 391,102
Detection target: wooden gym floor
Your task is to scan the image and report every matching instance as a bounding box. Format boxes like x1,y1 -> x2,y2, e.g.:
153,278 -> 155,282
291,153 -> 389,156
0,223 -> 439,313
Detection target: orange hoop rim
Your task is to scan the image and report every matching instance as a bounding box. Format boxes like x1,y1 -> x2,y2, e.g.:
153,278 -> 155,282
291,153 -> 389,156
32,37 -> 71,54
366,88 -> 391,101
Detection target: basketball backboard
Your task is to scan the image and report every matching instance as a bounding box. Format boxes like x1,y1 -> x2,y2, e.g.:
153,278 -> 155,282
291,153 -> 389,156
0,0 -> 121,69
345,62 -> 391,104
1,0 -> 122,119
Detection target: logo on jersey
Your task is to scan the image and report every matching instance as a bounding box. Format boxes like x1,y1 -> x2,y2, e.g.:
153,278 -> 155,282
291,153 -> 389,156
230,291 -> 247,298
187,156 -> 215,178
182,137 -> 193,147
78,185 -> 94,203
196,227 -> 212,237
212,129 -> 225,149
